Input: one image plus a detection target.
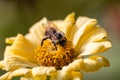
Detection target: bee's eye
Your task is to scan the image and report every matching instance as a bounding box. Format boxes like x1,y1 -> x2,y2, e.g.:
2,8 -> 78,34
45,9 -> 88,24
56,33 -> 63,39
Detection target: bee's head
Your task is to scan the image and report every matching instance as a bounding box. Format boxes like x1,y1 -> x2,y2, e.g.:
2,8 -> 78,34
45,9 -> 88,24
56,31 -> 65,40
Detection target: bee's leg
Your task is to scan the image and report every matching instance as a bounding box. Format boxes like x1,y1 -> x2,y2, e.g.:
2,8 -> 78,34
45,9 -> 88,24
41,37 -> 49,46
52,42 -> 57,50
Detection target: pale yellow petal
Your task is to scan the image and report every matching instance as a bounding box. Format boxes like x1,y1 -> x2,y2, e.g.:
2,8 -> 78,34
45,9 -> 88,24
0,61 -> 5,70
5,56 -> 38,71
73,17 -> 97,47
53,13 -> 75,40
32,67 -> 56,76
10,34 -> 36,62
8,68 -> 31,79
25,17 -> 47,46
21,77 -> 34,80
0,72 -> 11,80
4,46 -> 37,71
79,41 -> 112,56
73,19 -> 112,56
51,70 -> 83,80
62,59 -> 83,71
32,67 -> 56,80
82,56 -> 109,72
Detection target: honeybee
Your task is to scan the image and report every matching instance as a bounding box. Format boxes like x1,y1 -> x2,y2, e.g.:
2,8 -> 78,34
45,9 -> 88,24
41,21 -> 67,50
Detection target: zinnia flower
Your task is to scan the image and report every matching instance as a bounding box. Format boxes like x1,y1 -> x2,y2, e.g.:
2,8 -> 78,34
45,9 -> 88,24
0,13 -> 112,80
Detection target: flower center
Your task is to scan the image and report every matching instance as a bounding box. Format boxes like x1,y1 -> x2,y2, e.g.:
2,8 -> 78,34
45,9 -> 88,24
35,39 -> 74,69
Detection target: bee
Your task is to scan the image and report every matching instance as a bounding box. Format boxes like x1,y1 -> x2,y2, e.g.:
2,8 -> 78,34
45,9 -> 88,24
41,21 -> 67,50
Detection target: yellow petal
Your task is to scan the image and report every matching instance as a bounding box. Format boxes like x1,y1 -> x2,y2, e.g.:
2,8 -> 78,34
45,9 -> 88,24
82,56 -> 109,72
25,17 -> 47,46
4,46 -> 37,71
79,41 -> 112,56
0,72 -> 11,80
5,37 -> 16,44
10,34 -> 36,62
73,18 -> 112,56
32,67 -> 56,76
21,77 -> 34,80
73,17 -> 97,47
53,13 -> 75,40
8,68 -> 31,79
62,59 -> 83,71
0,61 -> 5,70
51,70 -> 83,80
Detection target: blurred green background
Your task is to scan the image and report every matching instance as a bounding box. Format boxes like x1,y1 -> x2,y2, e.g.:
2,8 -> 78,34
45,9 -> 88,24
0,0 -> 120,80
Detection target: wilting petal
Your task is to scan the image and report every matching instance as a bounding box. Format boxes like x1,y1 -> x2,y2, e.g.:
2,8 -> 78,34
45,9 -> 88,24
4,46 -> 37,71
25,17 -> 47,46
53,13 -> 75,40
82,56 -> 109,72
62,59 -> 83,71
10,34 -> 37,62
51,70 -> 83,80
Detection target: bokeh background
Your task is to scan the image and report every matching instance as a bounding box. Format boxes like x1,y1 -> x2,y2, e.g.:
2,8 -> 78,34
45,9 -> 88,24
0,0 -> 120,80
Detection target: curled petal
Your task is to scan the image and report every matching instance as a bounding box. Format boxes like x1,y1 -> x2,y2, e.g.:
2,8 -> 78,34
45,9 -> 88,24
62,59 -> 83,71
79,41 -> 112,56
10,34 -> 37,62
82,56 -> 109,72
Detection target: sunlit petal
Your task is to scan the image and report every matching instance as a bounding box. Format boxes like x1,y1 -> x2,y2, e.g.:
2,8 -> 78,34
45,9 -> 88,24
25,17 -> 47,46
4,46 -> 37,71
53,13 -> 75,40
0,72 -> 11,80
0,61 -> 5,70
10,34 -> 37,62
8,68 -> 31,79
21,77 -> 34,80
73,18 -> 112,56
62,59 -> 83,71
5,37 -> 16,44
32,67 -> 56,76
51,70 -> 83,80
79,41 -> 111,56
82,56 -> 109,72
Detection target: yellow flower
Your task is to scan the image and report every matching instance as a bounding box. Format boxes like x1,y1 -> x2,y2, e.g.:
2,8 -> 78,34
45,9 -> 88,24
0,13 -> 112,80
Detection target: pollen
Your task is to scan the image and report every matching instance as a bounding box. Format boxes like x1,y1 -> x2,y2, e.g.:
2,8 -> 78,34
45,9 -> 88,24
35,39 -> 74,69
